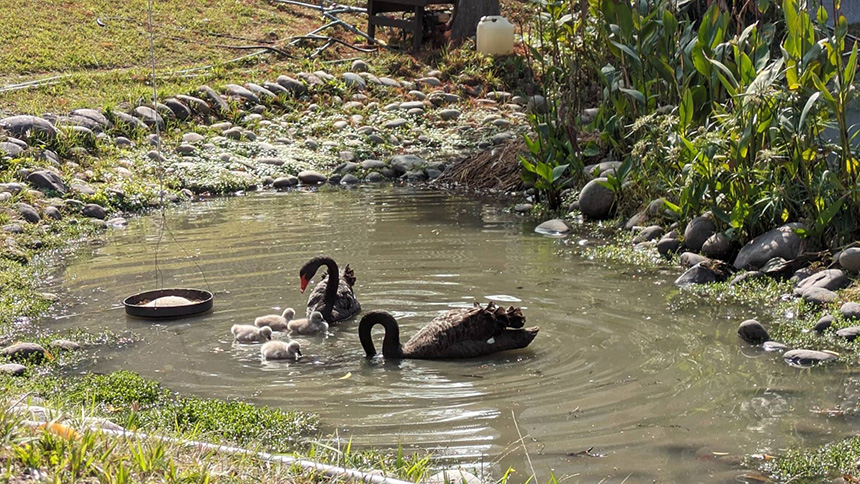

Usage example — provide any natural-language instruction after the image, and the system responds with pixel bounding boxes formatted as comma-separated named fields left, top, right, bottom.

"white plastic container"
left=476, top=16, right=515, bottom=56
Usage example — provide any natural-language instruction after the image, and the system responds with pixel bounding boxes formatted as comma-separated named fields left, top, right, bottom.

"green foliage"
left=520, top=132, right=573, bottom=210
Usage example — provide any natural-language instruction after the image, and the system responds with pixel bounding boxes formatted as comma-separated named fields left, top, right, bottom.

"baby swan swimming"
left=288, top=311, right=329, bottom=335
left=255, top=308, right=295, bottom=332
left=231, top=324, right=273, bottom=343
left=261, top=340, right=302, bottom=360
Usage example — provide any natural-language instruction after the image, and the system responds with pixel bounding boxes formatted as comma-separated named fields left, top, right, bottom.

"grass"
left=763, top=436, right=860, bottom=483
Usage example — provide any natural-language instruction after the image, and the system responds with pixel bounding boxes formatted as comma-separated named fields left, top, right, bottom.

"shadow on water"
left=48, top=186, right=859, bottom=482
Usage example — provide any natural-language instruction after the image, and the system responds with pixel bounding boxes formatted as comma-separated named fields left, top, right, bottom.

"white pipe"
left=21, top=420, right=417, bottom=484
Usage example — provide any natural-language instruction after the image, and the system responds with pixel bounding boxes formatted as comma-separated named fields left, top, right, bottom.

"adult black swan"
left=300, top=256, right=361, bottom=323
left=358, top=302, right=539, bottom=359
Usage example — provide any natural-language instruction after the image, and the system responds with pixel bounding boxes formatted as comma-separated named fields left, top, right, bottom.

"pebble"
left=438, top=109, right=461, bottom=120
left=632, top=225, right=664, bottom=244
left=384, top=118, right=408, bottom=129
left=367, top=134, right=385, bottom=144
left=491, top=131, right=516, bottom=144
left=272, top=176, right=299, bottom=189
left=0, top=364, right=26, bottom=376
left=802, top=287, right=839, bottom=305
left=416, top=76, right=442, bottom=86
left=684, top=215, right=716, bottom=252
left=814, top=314, right=834, bottom=333
left=535, top=218, right=570, bottom=235
left=841, top=302, right=860, bottom=320
left=361, top=159, right=386, bottom=170
left=366, top=172, right=385, bottom=182
left=783, top=349, right=837, bottom=367
left=795, top=269, right=850, bottom=294
left=836, top=326, right=860, bottom=341
left=50, top=339, right=81, bottom=351
left=762, top=341, right=788, bottom=352
left=408, top=90, right=426, bottom=100
left=728, top=271, right=766, bottom=286
left=305, top=139, right=319, bottom=150
left=43, top=206, right=61, bottom=220
left=27, top=170, right=67, bottom=193
left=1, top=342, right=48, bottom=363
left=342, top=72, right=366, bottom=89
left=298, top=170, right=327, bottom=185
left=514, top=203, right=533, bottom=213
left=176, top=144, right=196, bottom=154
left=341, top=174, right=359, bottom=185
left=839, top=247, right=860, bottom=272
left=18, top=203, right=40, bottom=223
left=400, top=101, right=425, bottom=110
left=406, top=108, right=424, bottom=116
left=351, top=59, right=369, bottom=72
left=81, top=203, right=107, bottom=220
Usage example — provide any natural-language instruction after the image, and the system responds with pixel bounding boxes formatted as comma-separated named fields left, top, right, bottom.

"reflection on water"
left=49, top=186, right=859, bottom=482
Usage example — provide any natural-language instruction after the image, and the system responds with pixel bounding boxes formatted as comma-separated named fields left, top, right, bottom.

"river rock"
left=350, top=59, right=369, bottom=72
left=272, top=176, right=298, bottom=189
left=26, top=170, right=66, bottom=193
left=1, top=342, right=48, bottom=363
left=674, top=260, right=732, bottom=286
left=361, top=159, right=386, bottom=170
left=679, top=252, right=709, bottom=268
left=342, top=72, right=366, bottom=90
left=656, top=234, right=681, bottom=257
left=514, top=203, right=533, bottom=213
left=701, top=232, right=732, bottom=260
left=50, top=339, right=81, bottom=351
left=737, top=319, right=769, bottom=344
left=132, top=106, right=164, bottom=129
left=814, top=315, right=834, bottom=333
left=275, top=75, right=307, bottom=95
left=426, top=470, right=481, bottom=484
left=115, top=136, right=134, bottom=148
left=783, top=349, right=837, bottom=367
left=366, top=171, right=385, bottom=182
left=527, top=95, right=547, bottom=114
left=416, top=76, right=442, bottom=86
left=0, top=115, right=58, bottom=139
left=841, top=302, right=860, bottom=320
left=43, top=206, right=61, bottom=220
left=535, top=219, right=570, bottom=235
left=390, top=154, right=425, bottom=174
left=734, top=223, right=805, bottom=270
left=728, top=271, right=766, bottom=286
left=245, top=82, right=276, bottom=101
left=81, top=203, right=107, bottom=220
left=624, top=211, right=649, bottom=230
left=0, top=363, right=26, bottom=376
left=795, top=269, right=850, bottom=294
left=111, top=111, right=148, bottom=131
left=2, top=223, right=23, bottom=234
left=836, top=326, right=860, bottom=342
left=298, top=170, right=326, bottom=185
left=578, top=178, right=616, bottom=219
left=71, top=108, right=110, bottom=128
left=763, top=341, right=789, bottom=352
left=163, top=98, right=192, bottom=120
left=632, top=225, right=664, bottom=244
left=839, top=248, right=860, bottom=272
left=0, top=141, right=23, bottom=157
left=438, top=109, right=461, bottom=121
left=175, top=94, right=210, bottom=116
left=368, top=134, right=385, bottom=144
left=182, top=132, right=205, bottom=144
left=223, top=127, right=244, bottom=140
left=802, top=287, right=838, bottom=305
left=340, top=174, right=359, bottom=185
left=224, top=84, right=260, bottom=104
left=384, top=118, right=408, bottom=129
left=18, top=203, right=40, bottom=223
left=683, top=215, right=716, bottom=252
left=176, top=144, right=196, bottom=155
left=197, top=85, right=230, bottom=114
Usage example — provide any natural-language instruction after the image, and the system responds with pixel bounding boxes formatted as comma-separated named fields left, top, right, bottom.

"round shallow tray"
left=123, top=288, right=214, bottom=319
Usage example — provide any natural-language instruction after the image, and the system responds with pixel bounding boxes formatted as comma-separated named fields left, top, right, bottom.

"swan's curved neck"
left=304, top=256, right=339, bottom=321
left=358, top=312, right=403, bottom=358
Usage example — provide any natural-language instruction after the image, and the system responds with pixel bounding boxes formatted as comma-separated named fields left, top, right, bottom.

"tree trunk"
left=450, top=0, right=500, bottom=41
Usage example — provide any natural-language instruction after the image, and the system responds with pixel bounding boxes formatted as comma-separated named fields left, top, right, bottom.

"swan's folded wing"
left=330, top=279, right=361, bottom=321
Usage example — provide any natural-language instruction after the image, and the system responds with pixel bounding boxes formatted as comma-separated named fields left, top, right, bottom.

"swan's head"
left=310, top=312, right=329, bottom=331
left=288, top=341, right=302, bottom=358
left=260, top=327, right=273, bottom=340
left=299, top=268, right=313, bottom=293
left=282, top=307, right=296, bottom=320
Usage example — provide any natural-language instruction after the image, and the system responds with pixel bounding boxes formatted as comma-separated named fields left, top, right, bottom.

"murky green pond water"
left=47, top=187, right=860, bottom=482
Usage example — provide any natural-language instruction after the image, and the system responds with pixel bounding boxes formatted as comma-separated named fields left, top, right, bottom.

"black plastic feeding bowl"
left=123, top=288, right=214, bottom=319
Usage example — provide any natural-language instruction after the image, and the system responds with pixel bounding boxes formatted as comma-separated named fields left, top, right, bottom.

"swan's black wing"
left=306, top=271, right=361, bottom=323
left=402, top=302, right=534, bottom=359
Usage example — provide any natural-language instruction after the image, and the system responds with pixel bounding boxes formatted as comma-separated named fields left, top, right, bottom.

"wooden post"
left=450, top=0, right=500, bottom=41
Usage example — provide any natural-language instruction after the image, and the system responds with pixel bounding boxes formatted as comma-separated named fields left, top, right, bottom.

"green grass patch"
left=764, top=435, right=860, bottom=483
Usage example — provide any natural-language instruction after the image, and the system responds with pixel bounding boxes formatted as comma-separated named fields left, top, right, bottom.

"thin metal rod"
left=146, top=0, right=165, bottom=291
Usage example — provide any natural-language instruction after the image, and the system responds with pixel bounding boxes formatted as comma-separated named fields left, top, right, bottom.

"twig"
left=511, top=410, right=537, bottom=482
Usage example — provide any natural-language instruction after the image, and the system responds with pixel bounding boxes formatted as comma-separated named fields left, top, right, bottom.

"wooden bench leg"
left=368, top=1, right=376, bottom=40
left=413, top=5, right=423, bottom=51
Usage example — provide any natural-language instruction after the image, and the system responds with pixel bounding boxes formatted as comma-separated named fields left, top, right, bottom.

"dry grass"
left=435, top=138, right=527, bottom=192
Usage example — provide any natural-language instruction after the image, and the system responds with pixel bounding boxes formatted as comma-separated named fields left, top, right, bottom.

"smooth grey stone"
left=209, top=122, right=232, bottom=132
left=701, top=232, right=732, bottom=260
left=839, top=248, right=860, bottom=272
left=70, top=181, right=96, bottom=196
left=802, top=287, right=838, bottom=305
left=334, top=162, right=359, bottom=174
left=814, top=315, right=835, bottom=333
left=486, top=91, right=512, bottom=101
left=328, top=174, right=343, bottom=184
left=0, top=115, right=57, bottom=139
left=625, top=212, right=649, bottom=232
left=790, top=267, right=815, bottom=284
left=115, top=136, right=134, bottom=147
left=64, top=199, right=84, bottom=210
left=578, top=178, right=616, bottom=220
left=406, top=108, right=424, bottom=116
left=381, top=167, right=398, bottom=178
left=359, top=73, right=381, bottom=85
left=416, top=76, right=442, bottom=86
left=783, top=349, right=837, bottom=367
left=795, top=269, right=850, bottom=294
left=647, top=198, right=669, bottom=217
left=176, top=144, right=196, bottom=154
left=738, top=319, right=769, bottom=344
left=276, top=75, right=307, bottom=95
left=0, top=182, right=22, bottom=195
left=3, top=224, right=24, bottom=234
left=27, top=170, right=66, bottom=193
left=384, top=118, right=408, bottom=129
left=366, top=171, right=385, bottom=182
left=257, top=158, right=285, bottom=166
left=272, top=176, right=299, bottom=189
left=6, top=137, right=27, bottom=148
left=43, top=206, right=61, bottom=220
left=224, top=84, right=260, bottom=104
left=368, top=134, right=385, bottom=144
left=351, top=59, right=369, bottom=72
left=841, top=302, right=860, bottom=320
left=71, top=108, right=110, bottom=128
left=535, top=218, right=570, bottom=235
left=427, top=168, right=442, bottom=180
left=491, top=131, right=516, bottom=144
left=514, top=203, right=533, bottom=213
left=342, top=72, right=366, bottom=89
left=332, top=120, right=349, bottom=130
left=304, top=139, right=319, bottom=150
left=408, top=90, right=426, bottom=100
left=176, top=94, right=211, bottom=116
left=583, top=161, right=621, bottom=179
left=632, top=225, right=664, bottom=244
left=163, top=98, right=192, bottom=120
left=18, top=203, right=40, bottom=223
left=197, top=85, right=230, bottom=114
left=728, top=271, right=766, bottom=286
left=298, top=170, right=326, bottom=185
left=438, top=109, right=461, bottom=120
left=656, top=235, right=681, bottom=257
left=182, top=133, right=205, bottom=143
left=339, top=151, right=356, bottom=162
left=389, top=154, right=425, bottom=174
left=684, top=215, right=716, bottom=252
left=527, top=95, right=547, bottom=114
left=0, top=364, right=26, bottom=376
left=50, top=339, right=80, bottom=351
left=106, top=217, right=128, bottom=227
left=0, top=141, right=23, bottom=157
left=1, top=342, right=47, bottom=363
left=404, top=170, right=427, bottom=181
left=241, top=113, right=263, bottom=123
left=223, top=128, right=243, bottom=140
left=399, top=101, right=425, bottom=110
left=734, top=223, right=806, bottom=270
left=132, top=106, right=164, bottom=129
left=836, top=326, right=860, bottom=341
left=81, top=203, right=107, bottom=220
left=378, top=76, right=399, bottom=87
left=263, top=81, right=289, bottom=96
left=674, top=260, right=732, bottom=286
left=762, top=341, right=788, bottom=352
left=361, top=159, right=386, bottom=170
left=245, top=82, right=276, bottom=101
left=111, top=111, right=147, bottom=130
left=340, top=174, right=359, bottom=185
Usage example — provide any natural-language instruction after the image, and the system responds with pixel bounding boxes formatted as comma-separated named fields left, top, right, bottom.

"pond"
left=48, top=186, right=860, bottom=482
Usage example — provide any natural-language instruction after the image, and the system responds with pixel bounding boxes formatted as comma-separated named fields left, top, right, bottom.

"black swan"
left=255, top=308, right=295, bottom=331
left=261, top=340, right=302, bottom=360
left=231, top=324, right=273, bottom=343
left=288, top=311, right=329, bottom=335
left=300, top=256, right=361, bottom=323
left=358, top=302, right=539, bottom=359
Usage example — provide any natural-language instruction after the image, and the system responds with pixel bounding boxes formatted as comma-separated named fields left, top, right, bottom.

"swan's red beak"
left=300, top=275, right=308, bottom=293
